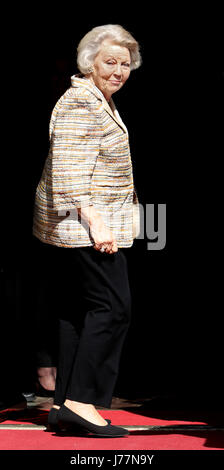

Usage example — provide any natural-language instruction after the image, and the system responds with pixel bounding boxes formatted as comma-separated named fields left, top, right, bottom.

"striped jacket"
left=33, top=74, right=139, bottom=248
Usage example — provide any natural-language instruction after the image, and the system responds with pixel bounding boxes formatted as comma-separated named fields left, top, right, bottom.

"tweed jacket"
left=33, top=74, right=139, bottom=248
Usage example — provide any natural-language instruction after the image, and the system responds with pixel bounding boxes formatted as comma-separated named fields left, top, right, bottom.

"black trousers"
left=33, top=238, right=132, bottom=408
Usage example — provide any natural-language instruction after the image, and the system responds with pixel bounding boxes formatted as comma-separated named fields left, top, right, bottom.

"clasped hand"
left=90, top=220, right=118, bottom=254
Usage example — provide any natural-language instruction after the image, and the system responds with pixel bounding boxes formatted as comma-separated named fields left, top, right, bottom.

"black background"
left=1, top=6, right=223, bottom=404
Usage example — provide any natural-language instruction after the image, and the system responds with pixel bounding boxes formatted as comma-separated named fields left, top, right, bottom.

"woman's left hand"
left=77, top=205, right=118, bottom=254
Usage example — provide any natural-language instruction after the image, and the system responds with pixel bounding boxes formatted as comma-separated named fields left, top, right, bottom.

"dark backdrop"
left=1, top=8, right=223, bottom=403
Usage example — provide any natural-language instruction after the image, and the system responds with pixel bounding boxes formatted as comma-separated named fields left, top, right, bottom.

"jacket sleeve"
left=50, top=90, right=102, bottom=211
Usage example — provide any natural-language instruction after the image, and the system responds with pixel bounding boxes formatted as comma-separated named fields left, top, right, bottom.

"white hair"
left=77, top=24, right=142, bottom=74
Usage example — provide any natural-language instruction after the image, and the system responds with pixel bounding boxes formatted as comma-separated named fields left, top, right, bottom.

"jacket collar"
left=71, top=74, right=128, bottom=134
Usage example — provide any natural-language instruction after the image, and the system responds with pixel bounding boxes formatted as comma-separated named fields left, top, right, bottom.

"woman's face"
left=90, top=39, right=131, bottom=101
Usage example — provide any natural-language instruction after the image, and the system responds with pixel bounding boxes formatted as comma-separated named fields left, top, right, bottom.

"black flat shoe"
left=47, top=407, right=61, bottom=431
left=47, top=407, right=79, bottom=432
left=47, top=407, right=112, bottom=432
left=57, top=404, right=129, bottom=437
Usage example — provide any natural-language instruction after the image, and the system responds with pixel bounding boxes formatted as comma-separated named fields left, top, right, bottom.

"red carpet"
left=0, top=429, right=223, bottom=450
left=0, top=408, right=207, bottom=427
left=0, top=408, right=223, bottom=450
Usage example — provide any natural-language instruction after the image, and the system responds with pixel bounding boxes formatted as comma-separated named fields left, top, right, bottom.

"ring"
left=100, top=247, right=105, bottom=253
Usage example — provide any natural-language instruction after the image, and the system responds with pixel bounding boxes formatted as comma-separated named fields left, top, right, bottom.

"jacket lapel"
left=71, top=75, right=128, bottom=134
left=103, top=97, right=128, bottom=134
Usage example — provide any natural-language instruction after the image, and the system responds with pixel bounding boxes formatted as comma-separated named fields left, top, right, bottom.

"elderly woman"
left=33, top=24, right=141, bottom=437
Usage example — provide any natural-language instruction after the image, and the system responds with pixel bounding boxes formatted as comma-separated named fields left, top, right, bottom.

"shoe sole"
left=46, top=425, right=128, bottom=437
left=87, top=432, right=129, bottom=437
